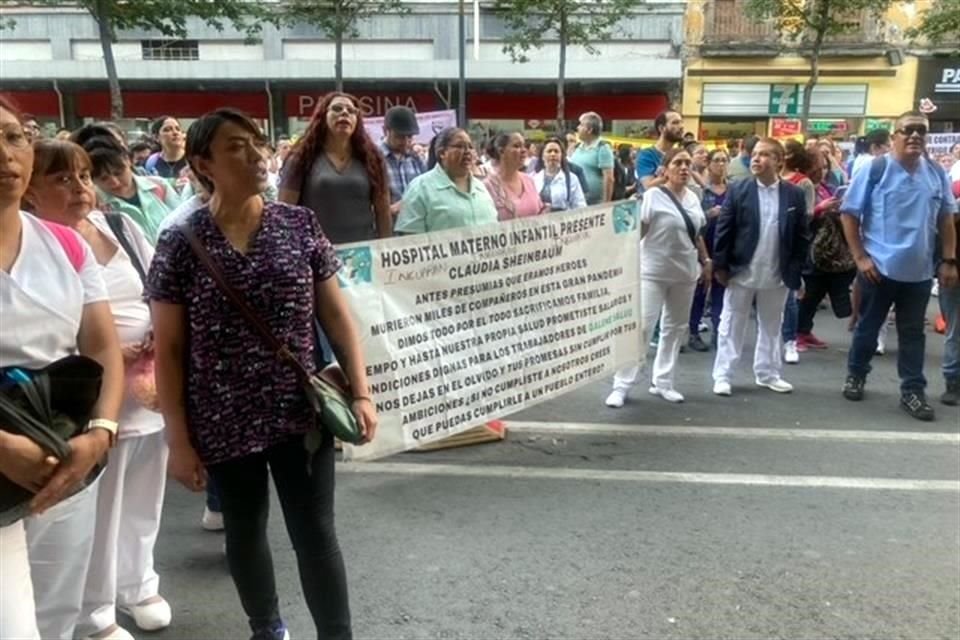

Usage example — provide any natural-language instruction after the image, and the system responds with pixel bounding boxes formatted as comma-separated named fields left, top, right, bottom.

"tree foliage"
left=280, top=0, right=409, bottom=91
left=744, top=0, right=894, bottom=131
left=908, top=0, right=960, bottom=52
left=493, top=0, right=643, bottom=125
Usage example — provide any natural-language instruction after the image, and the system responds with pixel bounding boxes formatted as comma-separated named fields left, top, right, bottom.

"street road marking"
left=343, top=462, right=960, bottom=492
left=505, top=421, right=960, bottom=445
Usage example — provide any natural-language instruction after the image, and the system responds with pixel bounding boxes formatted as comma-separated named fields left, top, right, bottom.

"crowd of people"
left=1, top=90, right=958, bottom=640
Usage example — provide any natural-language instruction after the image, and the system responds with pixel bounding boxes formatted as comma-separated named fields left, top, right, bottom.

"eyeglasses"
left=0, top=124, right=30, bottom=149
left=711, top=157, right=729, bottom=163
left=895, top=124, right=927, bottom=138
left=329, top=104, right=359, bottom=116
left=447, top=142, right=475, bottom=152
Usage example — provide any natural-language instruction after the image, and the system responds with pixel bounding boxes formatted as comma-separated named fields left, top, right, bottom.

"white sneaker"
left=201, top=506, right=224, bottom=531
left=756, top=378, right=794, bottom=393
left=713, top=381, right=732, bottom=396
left=875, top=338, right=886, bottom=355
left=82, top=625, right=135, bottom=640
left=605, top=389, right=626, bottom=408
left=784, top=340, right=800, bottom=364
left=119, top=598, right=172, bottom=632
left=649, top=386, right=684, bottom=403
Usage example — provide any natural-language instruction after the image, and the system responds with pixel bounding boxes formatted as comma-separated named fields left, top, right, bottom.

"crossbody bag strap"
left=105, top=213, right=148, bottom=283
left=180, top=224, right=311, bottom=384
left=657, top=186, right=698, bottom=248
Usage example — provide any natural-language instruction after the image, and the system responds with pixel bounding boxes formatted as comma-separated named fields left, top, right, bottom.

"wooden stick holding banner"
left=336, top=202, right=643, bottom=462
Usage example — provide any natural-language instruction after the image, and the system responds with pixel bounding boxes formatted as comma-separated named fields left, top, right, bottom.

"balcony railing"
left=702, top=0, right=885, bottom=47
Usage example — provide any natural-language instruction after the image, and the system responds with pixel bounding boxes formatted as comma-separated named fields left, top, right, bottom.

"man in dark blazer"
left=711, top=137, right=810, bottom=397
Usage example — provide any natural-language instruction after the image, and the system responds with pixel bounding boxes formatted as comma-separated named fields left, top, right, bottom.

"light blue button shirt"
left=841, top=154, right=957, bottom=282
left=394, top=165, right=498, bottom=234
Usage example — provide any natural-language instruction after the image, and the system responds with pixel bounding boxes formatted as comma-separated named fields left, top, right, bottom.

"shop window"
left=141, top=40, right=199, bottom=61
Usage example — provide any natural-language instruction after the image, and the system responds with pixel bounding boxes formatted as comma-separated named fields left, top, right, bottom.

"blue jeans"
left=689, top=278, right=725, bottom=335
left=781, top=290, right=799, bottom=342
left=941, top=284, right=960, bottom=381
left=848, top=275, right=932, bottom=393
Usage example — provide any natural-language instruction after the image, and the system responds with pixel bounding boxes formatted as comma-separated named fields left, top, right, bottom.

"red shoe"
left=798, top=332, right=828, bottom=350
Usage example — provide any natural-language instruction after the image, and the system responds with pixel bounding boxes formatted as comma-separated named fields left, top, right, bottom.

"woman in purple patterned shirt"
left=146, top=109, right=377, bottom=640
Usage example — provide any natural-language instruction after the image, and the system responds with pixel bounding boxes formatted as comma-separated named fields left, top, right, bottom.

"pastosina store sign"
left=336, top=204, right=642, bottom=461
left=916, top=58, right=960, bottom=108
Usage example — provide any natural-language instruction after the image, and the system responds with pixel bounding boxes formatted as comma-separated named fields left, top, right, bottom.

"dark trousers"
left=207, top=433, right=351, bottom=639
left=798, top=270, right=856, bottom=334
left=847, top=274, right=931, bottom=393
left=689, top=279, right=725, bottom=335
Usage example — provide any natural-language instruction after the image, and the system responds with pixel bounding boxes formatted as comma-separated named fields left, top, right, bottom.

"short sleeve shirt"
left=570, top=140, right=615, bottom=205
left=841, top=155, right=958, bottom=282
left=395, top=165, right=499, bottom=233
left=640, top=188, right=705, bottom=283
left=280, top=153, right=377, bottom=244
left=635, top=147, right=665, bottom=192
left=1, top=212, right=108, bottom=369
left=144, top=202, right=342, bottom=465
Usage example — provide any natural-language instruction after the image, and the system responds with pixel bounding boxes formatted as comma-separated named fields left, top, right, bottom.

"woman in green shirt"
left=395, top=127, right=497, bottom=234
left=81, top=135, right=181, bottom=244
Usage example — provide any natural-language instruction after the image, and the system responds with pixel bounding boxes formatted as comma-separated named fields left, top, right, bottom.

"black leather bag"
left=0, top=355, right=104, bottom=526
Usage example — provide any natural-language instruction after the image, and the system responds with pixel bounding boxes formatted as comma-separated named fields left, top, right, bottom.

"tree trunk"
left=335, top=32, right=344, bottom=92
left=801, top=4, right=829, bottom=135
left=93, top=0, right=123, bottom=120
left=556, top=8, right=567, bottom=130
left=334, top=1, right=344, bottom=92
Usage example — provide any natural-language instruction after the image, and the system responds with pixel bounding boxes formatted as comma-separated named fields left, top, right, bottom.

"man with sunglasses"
left=840, top=111, right=959, bottom=421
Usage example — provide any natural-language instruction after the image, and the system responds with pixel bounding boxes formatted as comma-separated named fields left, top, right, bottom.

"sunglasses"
left=895, top=124, right=927, bottom=138
left=329, top=104, right=359, bottom=116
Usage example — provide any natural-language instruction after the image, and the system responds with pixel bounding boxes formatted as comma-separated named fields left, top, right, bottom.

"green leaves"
left=280, top=0, right=409, bottom=39
left=743, top=0, right=894, bottom=44
left=908, top=0, right=960, bottom=51
left=493, top=0, right=640, bottom=60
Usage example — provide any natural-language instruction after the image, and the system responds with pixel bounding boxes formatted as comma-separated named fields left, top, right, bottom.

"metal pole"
left=458, top=0, right=466, bottom=126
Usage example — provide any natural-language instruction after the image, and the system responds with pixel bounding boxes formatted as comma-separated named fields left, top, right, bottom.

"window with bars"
left=141, top=40, right=199, bottom=61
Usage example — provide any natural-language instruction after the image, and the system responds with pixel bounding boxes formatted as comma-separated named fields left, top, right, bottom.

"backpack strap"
left=39, top=220, right=84, bottom=272
left=104, top=213, right=148, bottom=283
left=862, top=155, right=887, bottom=221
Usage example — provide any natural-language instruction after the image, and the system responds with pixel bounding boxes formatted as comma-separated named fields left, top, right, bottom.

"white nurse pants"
left=79, top=430, right=169, bottom=636
left=24, top=480, right=99, bottom=640
left=712, top=283, right=788, bottom=384
left=613, top=277, right=697, bottom=393
left=0, top=521, right=40, bottom=640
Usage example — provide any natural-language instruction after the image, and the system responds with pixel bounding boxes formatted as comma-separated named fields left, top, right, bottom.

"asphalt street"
left=147, top=307, right=960, bottom=640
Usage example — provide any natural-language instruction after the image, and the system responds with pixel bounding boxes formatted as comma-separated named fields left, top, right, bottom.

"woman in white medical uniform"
left=26, top=139, right=171, bottom=640
left=0, top=96, right=124, bottom=639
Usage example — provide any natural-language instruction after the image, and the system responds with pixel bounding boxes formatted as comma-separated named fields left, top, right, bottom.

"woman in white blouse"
left=605, top=147, right=712, bottom=407
left=532, top=137, right=587, bottom=212
left=0, top=97, right=124, bottom=640
left=27, top=139, right=171, bottom=640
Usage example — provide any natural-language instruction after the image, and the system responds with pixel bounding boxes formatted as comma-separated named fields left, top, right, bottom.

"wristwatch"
left=86, top=418, right=119, bottom=447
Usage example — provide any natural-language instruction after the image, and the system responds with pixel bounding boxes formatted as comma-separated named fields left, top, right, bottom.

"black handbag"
left=180, top=224, right=365, bottom=447
left=0, top=355, right=105, bottom=526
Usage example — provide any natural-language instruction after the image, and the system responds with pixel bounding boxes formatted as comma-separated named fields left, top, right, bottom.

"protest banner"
left=337, top=203, right=642, bottom=461
left=363, top=109, right=458, bottom=145
left=928, top=132, right=960, bottom=157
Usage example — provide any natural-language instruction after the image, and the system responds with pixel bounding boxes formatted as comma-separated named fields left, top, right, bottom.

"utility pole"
left=458, top=0, right=467, bottom=126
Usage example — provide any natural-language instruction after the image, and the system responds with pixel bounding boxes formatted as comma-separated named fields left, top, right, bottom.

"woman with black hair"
left=532, top=137, right=587, bottom=212
left=80, top=134, right=181, bottom=244
left=145, top=116, right=187, bottom=180
left=147, top=108, right=377, bottom=640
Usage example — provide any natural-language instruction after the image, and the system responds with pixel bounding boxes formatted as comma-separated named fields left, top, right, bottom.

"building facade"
left=680, top=0, right=930, bottom=142
left=0, top=0, right=685, bottom=140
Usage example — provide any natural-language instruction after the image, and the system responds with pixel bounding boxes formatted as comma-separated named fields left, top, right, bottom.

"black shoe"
left=842, top=375, right=865, bottom=401
left=688, top=335, right=710, bottom=352
left=901, top=392, right=935, bottom=421
left=941, top=379, right=959, bottom=406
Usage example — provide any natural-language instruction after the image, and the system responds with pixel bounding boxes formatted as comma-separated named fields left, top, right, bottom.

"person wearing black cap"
left=380, top=105, right=425, bottom=216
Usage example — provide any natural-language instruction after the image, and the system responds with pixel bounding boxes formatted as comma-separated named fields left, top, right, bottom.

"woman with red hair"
left=279, top=93, right=391, bottom=242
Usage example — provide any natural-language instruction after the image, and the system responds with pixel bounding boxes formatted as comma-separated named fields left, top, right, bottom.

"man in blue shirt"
left=635, top=110, right=684, bottom=193
left=840, top=110, right=959, bottom=421
left=569, top=112, right=615, bottom=205
left=380, top=106, right=425, bottom=217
